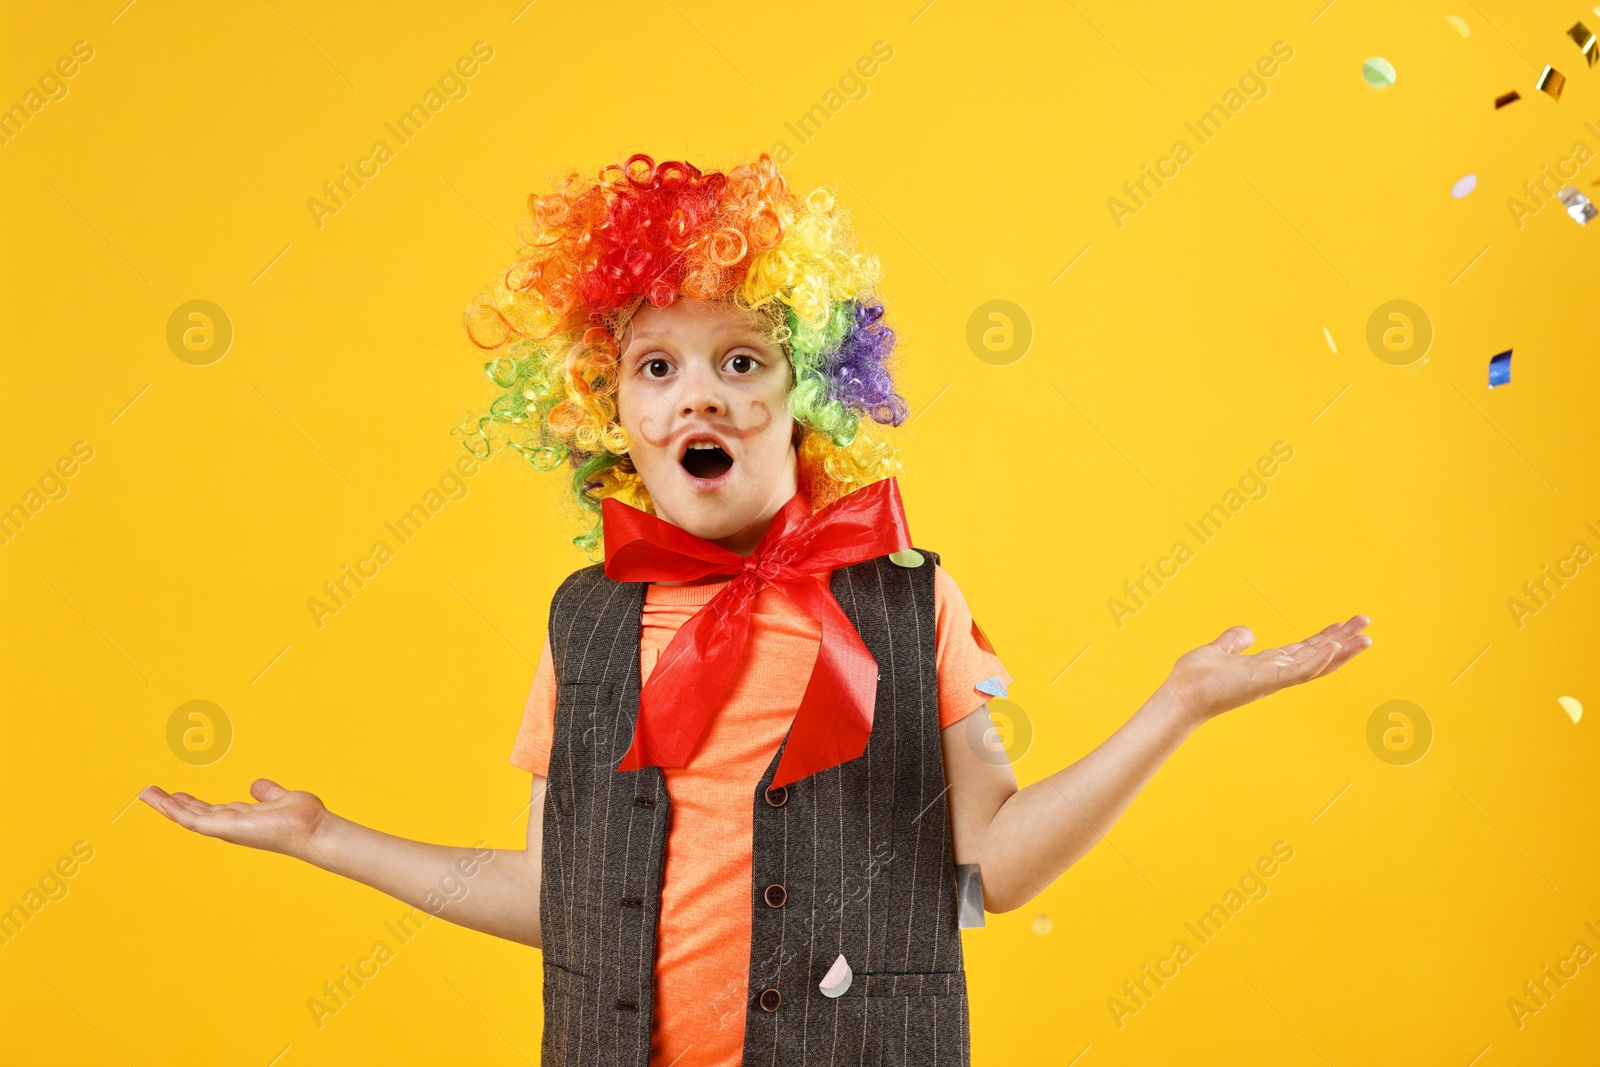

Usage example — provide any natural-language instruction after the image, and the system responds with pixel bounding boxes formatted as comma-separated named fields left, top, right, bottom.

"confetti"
left=819, top=953, right=853, bottom=998
left=1451, top=173, right=1478, bottom=199
left=888, top=548, right=925, bottom=568
left=1446, top=14, right=1471, bottom=37
left=955, top=863, right=986, bottom=928
left=1323, top=327, right=1338, bottom=353
left=1570, top=22, right=1599, bottom=67
left=1488, top=349, right=1512, bottom=387
left=1362, top=57, right=1397, bottom=87
left=1558, top=696, right=1583, bottom=724
left=971, top=618, right=997, bottom=655
left=1495, top=90, right=1522, bottom=108
left=976, top=675, right=1008, bottom=699
left=1537, top=65, right=1566, bottom=100
left=1557, top=185, right=1597, bottom=224
left=1031, top=914, right=1054, bottom=936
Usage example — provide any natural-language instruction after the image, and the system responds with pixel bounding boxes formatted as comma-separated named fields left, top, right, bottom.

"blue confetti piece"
left=1488, top=349, right=1512, bottom=387
left=976, top=675, right=1008, bottom=699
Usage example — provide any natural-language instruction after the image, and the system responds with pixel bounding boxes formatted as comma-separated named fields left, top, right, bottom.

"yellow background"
left=3, top=0, right=1597, bottom=1063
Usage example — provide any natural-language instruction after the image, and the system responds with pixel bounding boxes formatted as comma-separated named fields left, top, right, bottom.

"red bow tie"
left=601, top=477, right=913, bottom=789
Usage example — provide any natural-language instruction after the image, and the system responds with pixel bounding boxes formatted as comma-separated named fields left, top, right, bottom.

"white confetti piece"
left=819, top=953, right=853, bottom=998
left=1031, top=914, right=1054, bottom=936
left=1558, top=695, right=1583, bottom=724
left=1558, top=185, right=1596, bottom=224
left=956, top=864, right=986, bottom=928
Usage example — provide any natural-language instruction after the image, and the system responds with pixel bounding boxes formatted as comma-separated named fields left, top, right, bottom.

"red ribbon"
left=601, top=477, right=913, bottom=789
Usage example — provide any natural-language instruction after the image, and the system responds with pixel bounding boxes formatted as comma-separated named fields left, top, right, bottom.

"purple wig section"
left=821, top=300, right=909, bottom=426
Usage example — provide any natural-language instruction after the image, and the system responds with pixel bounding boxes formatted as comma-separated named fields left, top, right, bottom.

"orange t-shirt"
left=509, top=563, right=1011, bottom=1067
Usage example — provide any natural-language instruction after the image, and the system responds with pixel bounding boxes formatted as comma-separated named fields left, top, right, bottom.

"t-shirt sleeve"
left=509, top=632, right=557, bottom=776
left=932, top=563, right=1013, bottom=731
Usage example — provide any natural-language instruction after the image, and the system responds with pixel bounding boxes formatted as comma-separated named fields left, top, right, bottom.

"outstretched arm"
left=944, top=616, right=1372, bottom=913
left=140, top=774, right=548, bottom=948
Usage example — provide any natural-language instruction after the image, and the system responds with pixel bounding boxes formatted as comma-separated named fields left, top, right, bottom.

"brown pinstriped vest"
left=538, top=547, right=970, bottom=1066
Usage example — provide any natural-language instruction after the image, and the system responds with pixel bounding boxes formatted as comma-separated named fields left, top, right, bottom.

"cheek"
left=742, top=398, right=795, bottom=460
left=749, top=371, right=795, bottom=450
left=618, top=379, right=672, bottom=453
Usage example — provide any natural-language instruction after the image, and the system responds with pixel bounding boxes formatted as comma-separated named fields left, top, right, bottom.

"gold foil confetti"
left=1446, top=15, right=1471, bottom=37
left=971, top=618, right=997, bottom=655
left=1031, top=913, right=1054, bottom=936
left=1570, top=22, right=1599, bottom=66
left=1323, top=327, right=1338, bottom=353
left=1537, top=65, right=1566, bottom=100
left=1495, top=90, right=1522, bottom=108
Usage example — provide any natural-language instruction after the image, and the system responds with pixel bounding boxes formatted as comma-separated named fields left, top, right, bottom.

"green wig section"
left=784, top=301, right=862, bottom=448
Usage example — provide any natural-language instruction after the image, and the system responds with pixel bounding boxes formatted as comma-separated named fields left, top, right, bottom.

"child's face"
left=614, top=297, right=799, bottom=551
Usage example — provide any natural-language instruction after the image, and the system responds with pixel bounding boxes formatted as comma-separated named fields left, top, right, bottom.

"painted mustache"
left=635, top=401, right=775, bottom=450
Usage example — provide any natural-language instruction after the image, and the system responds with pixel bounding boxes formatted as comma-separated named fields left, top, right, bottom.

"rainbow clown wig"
left=459, top=151, right=909, bottom=556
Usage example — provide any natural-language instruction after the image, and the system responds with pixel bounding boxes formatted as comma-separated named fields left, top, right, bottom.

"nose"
left=676, top=357, right=725, bottom=418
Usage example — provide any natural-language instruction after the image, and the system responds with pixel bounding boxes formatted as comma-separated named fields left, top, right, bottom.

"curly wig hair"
left=458, top=151, right=909, bottom=555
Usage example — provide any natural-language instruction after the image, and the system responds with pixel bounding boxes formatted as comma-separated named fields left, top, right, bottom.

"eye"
left=725, top=352, right=760, bottom=374
left=641, top=357, right=673, bottom=379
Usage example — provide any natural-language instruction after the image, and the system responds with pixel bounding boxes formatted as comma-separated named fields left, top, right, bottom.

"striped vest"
left=538, top=547, right=970, bottom=1066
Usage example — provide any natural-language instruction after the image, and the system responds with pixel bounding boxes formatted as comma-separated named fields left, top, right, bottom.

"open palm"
left=1165, top=615, right=1373, bottom=724
left=139, top=779, right=330, bottom=860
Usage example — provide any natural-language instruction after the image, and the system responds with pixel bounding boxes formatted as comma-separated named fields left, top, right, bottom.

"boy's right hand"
left=140, top=779, right=334, bottom=861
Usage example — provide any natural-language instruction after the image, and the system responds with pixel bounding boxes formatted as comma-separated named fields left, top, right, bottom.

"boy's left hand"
left=1160, top=615, right=1372, bottom=727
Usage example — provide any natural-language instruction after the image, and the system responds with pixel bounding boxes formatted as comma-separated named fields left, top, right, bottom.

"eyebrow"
left=622, top=321, right=774, bottom=355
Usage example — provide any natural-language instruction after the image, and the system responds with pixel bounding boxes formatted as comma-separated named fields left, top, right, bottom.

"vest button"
left=764, top=785, right=787, bottom=807
left=758, top=987, right=782, bottom=1012
left=763, top=883, right=787, bottom=908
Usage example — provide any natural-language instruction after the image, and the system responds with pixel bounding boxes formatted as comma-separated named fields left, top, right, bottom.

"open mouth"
left=680, top=440, right=734, bottom=481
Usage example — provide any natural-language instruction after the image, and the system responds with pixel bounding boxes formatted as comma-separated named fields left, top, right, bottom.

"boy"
left=142, top=151, right=1371, bottom=1066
